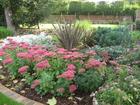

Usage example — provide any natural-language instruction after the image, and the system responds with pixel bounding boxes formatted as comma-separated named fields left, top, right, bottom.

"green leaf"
left=47, top=97, right=57, bottom=105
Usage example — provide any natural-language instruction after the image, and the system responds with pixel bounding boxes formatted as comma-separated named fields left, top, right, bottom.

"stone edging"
left=0, top=83, right=44, bottom=105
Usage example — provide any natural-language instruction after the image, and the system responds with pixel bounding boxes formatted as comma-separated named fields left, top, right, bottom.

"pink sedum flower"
left=67, top=64, right=76, bottom=70
left=57, top=48, right=67, bottom=54
left=44, top=51, right=56, bottom=57
left=18, top=66, right=29, bottom=74
left=0, top=51, right=5, bottom=56
left=69, top=84, right=77, bottom=93
left=57, top=69, right=75, bottom=80
left=86, top=59, right=102, bottom=69
left=86, top=50, right=96, bottom=56
left=36, top=60, right=50, bottom=69
left=31, top=80, right=40, bottom=89
left=17, top=52, right=33, bottom=59
left=57, top=64, right=76, bottom=80
left=2, top=58, right=13, bottom=65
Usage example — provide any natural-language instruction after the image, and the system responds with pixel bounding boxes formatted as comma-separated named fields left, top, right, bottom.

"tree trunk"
left=4, top=7, right=16, bottom=35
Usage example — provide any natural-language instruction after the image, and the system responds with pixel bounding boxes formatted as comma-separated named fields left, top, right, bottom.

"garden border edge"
left=0, top=83, right=44, bottom=105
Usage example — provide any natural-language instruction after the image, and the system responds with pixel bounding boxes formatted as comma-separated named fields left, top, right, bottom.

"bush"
left=80, top=2, right=95, bottom=15
left=75, top=69, right=104, bottom=93
left=94, top=27, right=132, bottom=47
left=136, top=20, right=140, bottom=30
left=0, top=27, right=13, bottom=39
left=68, top=1, right=81, bottom=15
left=131, top=31, right=140, bottom=44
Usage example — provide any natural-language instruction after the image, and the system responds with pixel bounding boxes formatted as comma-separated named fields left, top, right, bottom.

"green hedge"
left=0, top=4, right=5, bottom=26
left=0, top=27, right=13, bottom=39
left=55, top=1, right=136, bottom=17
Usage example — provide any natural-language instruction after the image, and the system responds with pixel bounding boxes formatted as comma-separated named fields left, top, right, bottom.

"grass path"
left=0, top=92, right=22, bottom=105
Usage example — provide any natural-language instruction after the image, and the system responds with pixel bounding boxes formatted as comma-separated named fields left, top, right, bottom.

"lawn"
left=0, top=93, right=22, bottom=105
left=39, top=23, right=118, bottom=29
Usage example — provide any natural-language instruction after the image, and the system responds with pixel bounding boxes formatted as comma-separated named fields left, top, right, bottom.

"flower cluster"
left=36, top=60, right=50, bottom=69
left=85, top=59, right=103, bottom=69
left=57, top=64, right=76, bottom=80
left=2, top=58, right=13, bottom=65
left=18, top=66, right=29, bottom=74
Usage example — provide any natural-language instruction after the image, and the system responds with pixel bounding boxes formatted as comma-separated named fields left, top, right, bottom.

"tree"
left=0, top=0, right=16, bottom=34
left=0, top=0, right=53, bottom=30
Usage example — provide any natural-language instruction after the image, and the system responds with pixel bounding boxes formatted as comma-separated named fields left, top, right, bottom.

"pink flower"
left=18, top=66, right=28, bottom=74
left=44, top=51, right=56, bottom=57
left=19, top=42, right=29, bottom=49
left=56, top=88, right=65, bottom=93
left=69, top=84, right=77, bottom=93
left=86, top=50, right=96, bottom=56
left=35, top=49, right=46, bottom=55
left=36, top=60, right=50, bottom=69
left=3, top=44, right=17, bottom=50
left=31, top=80, right=40, bottom=89
left=71, top=52, right=84, bottom=59
left=0, top=51, right=5, bottom=56
left=2, top=58, right=13, bottom=65
left=17, top=52, right=33, bottom=59
left=57, top=48, right=67, bottom=54
left=63, top=55, right=71, bottom=59
left=57, top=69, right=75, bottom=80
left=86, top=59, right=102, bottom=68
left=67, top=64, right=76, bottom=70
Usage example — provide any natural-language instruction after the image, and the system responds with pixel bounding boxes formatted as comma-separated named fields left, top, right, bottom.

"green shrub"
left=136, top=20, right=140, bottom=30
left=81, top=2, right=95, bottom=15
left=131, top=31, right=140, bottom=44
left=68, top=1, right=81, bottom=15
left=94, top=27, right=132, bottom=47
left=75, top=69, right=104, bottom=93
left=0, top=27, right=13, bottom=39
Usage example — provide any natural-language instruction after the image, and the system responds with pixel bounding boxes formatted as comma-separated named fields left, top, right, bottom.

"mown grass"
left=0, top=92, right=22, bottom=105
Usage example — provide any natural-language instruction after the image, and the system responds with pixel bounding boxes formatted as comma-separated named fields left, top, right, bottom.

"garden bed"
left=0, top=64, right=92, bottom=105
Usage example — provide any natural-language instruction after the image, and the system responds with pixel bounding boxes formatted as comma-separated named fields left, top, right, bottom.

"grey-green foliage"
left=93, top=45, right=126, bottom=59
left=94, top=26, right=132, bottom=47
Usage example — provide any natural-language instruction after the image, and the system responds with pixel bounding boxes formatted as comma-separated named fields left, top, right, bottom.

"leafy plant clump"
left=96, top=68, right=140, bottom=105
left=94, top=27, right=132, bottom=47
left=0, top=27, right=13, bottom=39
left=53, top=22, right=91, bottom=50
